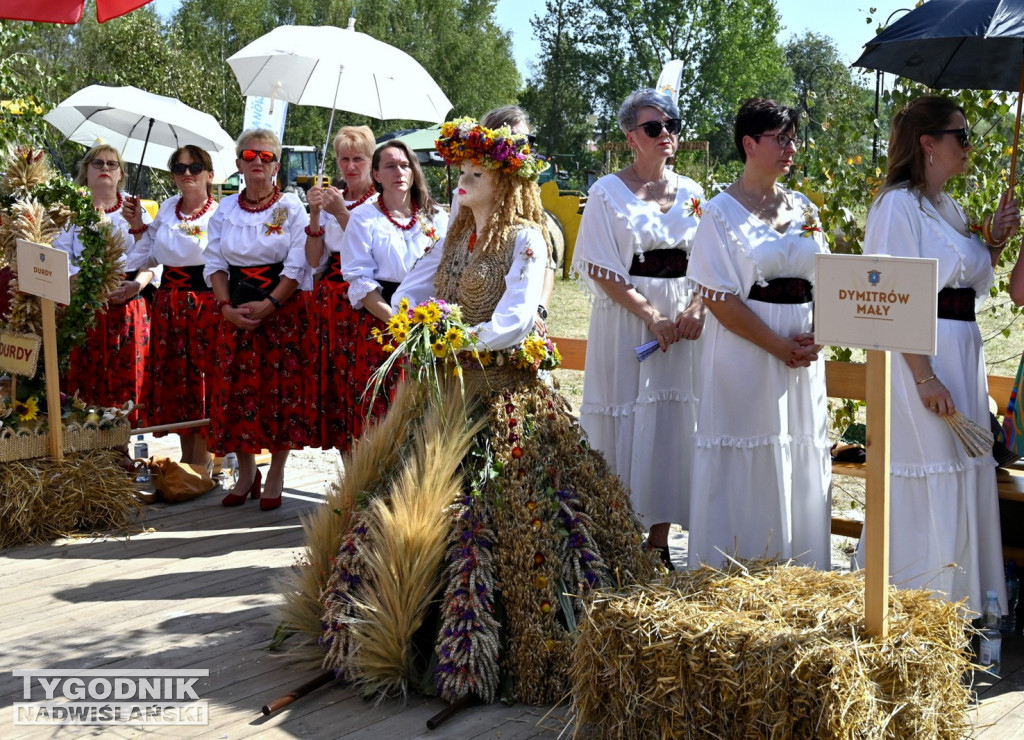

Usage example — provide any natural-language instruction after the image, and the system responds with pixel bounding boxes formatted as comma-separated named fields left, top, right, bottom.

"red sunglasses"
left=239, top=149, right=277, bottom=163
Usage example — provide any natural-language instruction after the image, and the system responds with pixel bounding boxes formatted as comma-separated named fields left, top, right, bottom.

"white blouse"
left=134, top=195, right=218, bottom=268
left=394, top=228, right=547, bottom=351
left=203, top=193, right=312, bottom=291
left=341, top=203, right=449, bottom=308
left=52, top=192, right=152, bottom=276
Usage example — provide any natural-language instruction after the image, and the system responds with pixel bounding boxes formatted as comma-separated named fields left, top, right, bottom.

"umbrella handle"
left=131, top=117, right=155, bottom=197
left=318, top=67, right=344, bottom=185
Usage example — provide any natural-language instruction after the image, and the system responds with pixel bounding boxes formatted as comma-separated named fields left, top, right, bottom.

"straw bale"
left=569, top=563, right=972, bottom=739
left=0, top=448, right=142, bottom=548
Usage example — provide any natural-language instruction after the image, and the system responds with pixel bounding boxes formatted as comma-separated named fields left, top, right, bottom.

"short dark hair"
left=733, top=98, right=801, bottom=163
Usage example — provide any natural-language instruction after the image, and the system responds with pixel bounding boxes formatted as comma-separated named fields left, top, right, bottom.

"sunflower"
left=411, top=306, right=430, bottom=324
left=422, top=302, right=442, bottom=325
left=13, top=396, right=40, bottom=422
left=445, top=327, right=464, bottom=349
left=431, top=340, right=448, bottom=358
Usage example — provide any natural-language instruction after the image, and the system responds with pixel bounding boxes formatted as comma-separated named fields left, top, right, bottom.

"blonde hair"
left=334, top=125, right=375, bottom=159
left=76, top=145, right=125, bottom=188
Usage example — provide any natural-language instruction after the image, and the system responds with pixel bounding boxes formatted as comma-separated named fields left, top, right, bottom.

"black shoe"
left=656, top=545, right=675, bottom=571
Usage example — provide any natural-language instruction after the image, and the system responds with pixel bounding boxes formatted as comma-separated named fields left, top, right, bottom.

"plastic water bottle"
left=979, top=590, right=1002, bottom=675
left=1005, top=561, right=1020, bottom=636
left=222, top=452, right=238, bottom=484
left=133, top=435, right=150, bottom=483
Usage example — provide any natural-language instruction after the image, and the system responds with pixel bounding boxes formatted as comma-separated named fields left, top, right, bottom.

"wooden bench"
left=551, top=336, right=1024, bottom=560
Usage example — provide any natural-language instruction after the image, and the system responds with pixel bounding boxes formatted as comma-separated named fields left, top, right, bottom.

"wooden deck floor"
left=0, top=440, right=1022, bottom=738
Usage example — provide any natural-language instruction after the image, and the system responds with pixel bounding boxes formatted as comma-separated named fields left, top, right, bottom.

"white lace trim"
left=889, top=455, right=995, bottom=478
left=696, top=433, right=831, bottom=450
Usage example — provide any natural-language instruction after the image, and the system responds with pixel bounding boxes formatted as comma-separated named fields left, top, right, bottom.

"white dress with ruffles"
left=686, top=189, right=832, bottom=569
left=573, top=171, right=704, bottom=528
left=855, top=186, right=1006, bottom=616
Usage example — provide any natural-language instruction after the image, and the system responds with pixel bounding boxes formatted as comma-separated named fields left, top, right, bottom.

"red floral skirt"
left=208, top=296, right=315, bottom=454
left=144, top=288, right=219, bottom=437
left=64, top=297, right=150, bottom=426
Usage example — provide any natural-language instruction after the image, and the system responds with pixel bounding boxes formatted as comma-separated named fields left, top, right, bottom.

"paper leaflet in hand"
left=635, top=339, right=660, bottom=362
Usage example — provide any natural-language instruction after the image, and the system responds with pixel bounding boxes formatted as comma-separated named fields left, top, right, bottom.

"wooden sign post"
left=15, top=238, right=71, bottom=461
left=816, top=254, right=938, bottom=638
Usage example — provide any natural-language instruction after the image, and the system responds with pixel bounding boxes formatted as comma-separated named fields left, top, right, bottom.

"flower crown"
left=435, top=117, right=549, bottom=181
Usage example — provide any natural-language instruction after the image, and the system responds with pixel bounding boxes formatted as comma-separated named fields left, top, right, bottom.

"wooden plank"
left=863, top=350, right=891, bottom=638
left=552, top=336, right=586, bottom=371
left=825, top=360, right=868, bottom=401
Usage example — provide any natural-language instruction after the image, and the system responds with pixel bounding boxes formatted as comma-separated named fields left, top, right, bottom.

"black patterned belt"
left=747, top=277, right=813, bottom=304
left=629, top=249, right=688, bottom=278
left=161, top=264, right=209, bottom=292
left=937, top=287, right=976, bottom=322
left=228, top=262, right=283, bottom=306
left=325, top=252, right=346, bottom=284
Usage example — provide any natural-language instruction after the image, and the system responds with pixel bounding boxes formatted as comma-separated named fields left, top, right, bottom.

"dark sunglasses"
left=171, top=162, right=206, bottom=176
left=89, top=159, right=121, bottom=170
left=633, top=118, right=682, bottom=138
left=240, top=149, right=277, bottom=163
left=929, top=127, right=971, bottom=148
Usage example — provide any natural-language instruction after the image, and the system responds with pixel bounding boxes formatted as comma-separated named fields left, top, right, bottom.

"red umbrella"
left=0, top=0, right=152, bottom=24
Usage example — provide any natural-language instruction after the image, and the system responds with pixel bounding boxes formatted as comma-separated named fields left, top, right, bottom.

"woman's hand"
left=675, top=297, right=705, bottom=340
left=993, top=188, right=1021, bottom=244
left=107, top=279, right=140, bottom=305
left=916, top=376, right=955, bottom=417
left=321, top=186, right=349, bottom=220
left=306, top=186, right=324, bottom=219
left=223, top=304, right=261, bottom=331
left=121, top=196, right=145, bottom=230
left=781, top=333, right=821, bottom=368
left=245, top=298, right=278, bottom=322
left=647, top=311, right=680, bottom=352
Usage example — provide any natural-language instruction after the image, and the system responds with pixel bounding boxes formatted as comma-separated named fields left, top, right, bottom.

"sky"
left=151, top=0, right=916, bottom=79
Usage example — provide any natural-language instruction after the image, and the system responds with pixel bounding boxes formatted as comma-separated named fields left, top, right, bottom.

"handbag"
left=1001, top=350, right=1024, bottom=458
left=230, top=280, right=269, bottom=307
left=147, top=456, right=216, bottom=503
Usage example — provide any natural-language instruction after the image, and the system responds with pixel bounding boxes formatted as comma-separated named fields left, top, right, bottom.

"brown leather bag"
left=147, top=456, right=215, bottom=503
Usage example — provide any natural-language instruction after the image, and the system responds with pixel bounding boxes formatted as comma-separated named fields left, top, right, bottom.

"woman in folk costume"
left=204, top=128, right=313, bottom=511
left=276, top=118, right=656, bottom=706
left=304, top=125, right=379, bottom=452
left=686, top=98, right=832, bottom=570
left=125, top=145, right=218, bottom=468
left=55, top=143, right=153, bottom=425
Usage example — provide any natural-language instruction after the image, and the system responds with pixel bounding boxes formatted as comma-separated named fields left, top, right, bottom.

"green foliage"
left=0, top=22, right=50, bottom=148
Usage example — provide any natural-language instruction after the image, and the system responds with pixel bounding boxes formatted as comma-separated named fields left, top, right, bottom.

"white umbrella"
left=44, top=85, right=239, bottom=187
left=226, top=18, right=453, bottom=177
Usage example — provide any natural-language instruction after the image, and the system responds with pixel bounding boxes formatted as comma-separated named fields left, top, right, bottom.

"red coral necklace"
left=176, top=195, right=214, bottom=222
left=380, top=198, right=418, bottom=231
left=238, top=186, right=281, bottom=213
left=345, top=185, right=376, bottom=209
left=100, top=192, right=123, bottom=214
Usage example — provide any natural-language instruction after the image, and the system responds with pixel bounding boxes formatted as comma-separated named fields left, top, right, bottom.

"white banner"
left=243, top=96, right=288, bottom=140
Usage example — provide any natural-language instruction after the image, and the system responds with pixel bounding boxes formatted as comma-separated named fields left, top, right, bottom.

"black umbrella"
left=853, top=0, right=1024, bottom=186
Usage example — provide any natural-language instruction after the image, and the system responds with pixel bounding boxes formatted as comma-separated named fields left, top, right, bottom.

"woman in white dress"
left=687, top=97, right=831, bottom=569
left=859, top=96, right=1018, bottom=615
left=303, top=125, right=378, bottom=452
left=125, top=145, right=218, bottom=468
left=339, top=140, right=448, bottom=424
left=574, top=88, right=705, bottom=570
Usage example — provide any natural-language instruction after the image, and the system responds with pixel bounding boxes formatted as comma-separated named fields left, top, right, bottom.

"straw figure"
left=274, top=118, right=659, bottom=706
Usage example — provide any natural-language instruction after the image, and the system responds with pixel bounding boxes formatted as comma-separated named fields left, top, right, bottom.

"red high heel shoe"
left=259, top=478, right=282, bottom=511
left=221, top=468, right=261, bottom=507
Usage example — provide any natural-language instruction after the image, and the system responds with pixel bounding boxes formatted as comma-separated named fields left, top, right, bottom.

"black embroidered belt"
left=228, top=262, right=283, bottom=306
left=378, top=280, right=400, bottom=305
left=747, top=277, right=813, bottom=304
left=325, top=252, right=346, bottom=284
left=937, top=287, right=976, bottom=322
left=161, top=264, right=209, bottom=292
left=629, top=249, right=688, bottom=278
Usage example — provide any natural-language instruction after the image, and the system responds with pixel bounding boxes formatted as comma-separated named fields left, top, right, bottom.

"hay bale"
left=570, top=563, right=972, bottom=739
left=0, top=448, right=142, bottom=548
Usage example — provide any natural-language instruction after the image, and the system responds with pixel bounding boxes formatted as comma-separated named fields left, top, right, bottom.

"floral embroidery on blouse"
left=519, top=244, right=537, bottom=280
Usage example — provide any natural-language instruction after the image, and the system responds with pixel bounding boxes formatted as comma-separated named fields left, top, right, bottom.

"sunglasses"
left=90, top=159, right=121, bottom=170
left=239, top=149, right=277, bottom=163
left=633, top=118, right=682, bottom=138
left=753, top=132, right=803, bottom=149
left=929, top=127, right=971, bottom=148
left=171, top=162, right=206, bottom=176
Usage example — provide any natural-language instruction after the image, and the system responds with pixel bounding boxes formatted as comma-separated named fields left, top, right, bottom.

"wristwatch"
left=537, top=304, right=548, bottom=320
